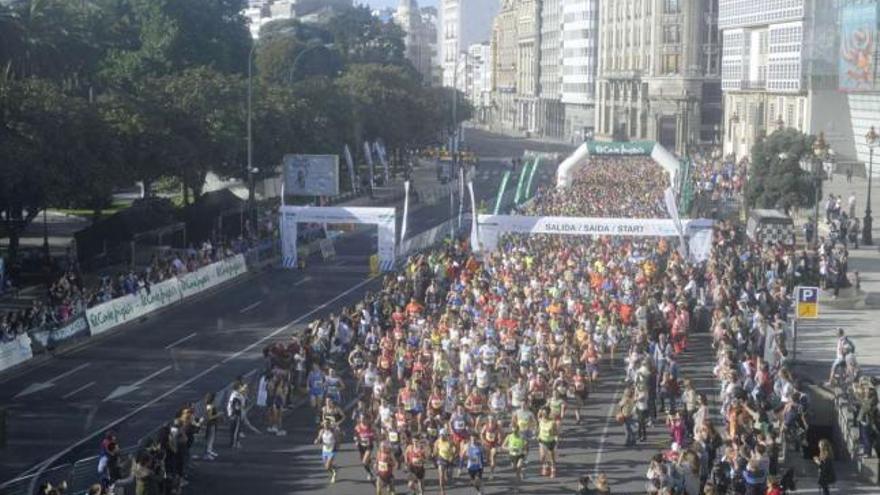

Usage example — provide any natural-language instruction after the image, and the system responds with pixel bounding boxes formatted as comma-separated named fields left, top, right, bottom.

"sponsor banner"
left=344, top=144, right=358, bottom=193
left=401, top=181, right=410, bottom=241
left=364, top=142, right=375, bottom=190
left=178, top=254, right=247, bottom=299
left=525, top=156, right=541, bottom=200
left=282, top=154, right=340, bottom=196
left=87, top=278, right=182, bottom=336
left=31, top=316, right=91, bottom=351
left=280, top=206, right=396, bottom=271
left=0, top=333, right=34, bottom=372
left=493, top=170, right=511, bottom=214
left=587, top=141, right=655, bottom=156
left=375, top=141, right=390, bottom=184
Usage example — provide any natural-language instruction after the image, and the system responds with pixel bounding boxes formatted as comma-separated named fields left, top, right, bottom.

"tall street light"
left=247, top=43, right=258, bottom=230
left=864, top=126, right=878, bottom=245
left=812, top=133, right=830, bottom=247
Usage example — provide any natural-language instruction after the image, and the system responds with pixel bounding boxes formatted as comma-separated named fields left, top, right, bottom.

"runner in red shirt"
left=375, top=440, right=396, bottom=495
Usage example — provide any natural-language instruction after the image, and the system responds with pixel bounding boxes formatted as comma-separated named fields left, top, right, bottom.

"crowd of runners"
left=248, top=154, right=838, bottom=495
left=524, top=157, right=668, bottom=218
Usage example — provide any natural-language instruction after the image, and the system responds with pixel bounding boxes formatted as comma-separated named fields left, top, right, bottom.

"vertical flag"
left=514, top=158, right=533, bottom=204
left=375, top=142, right=390, bottom=184
left=401, top=180, right=410, bottom=242
left=363, top=141, right=375, bottom=191
left=458, top=165, right=465, bottom=229
left=468, top=181, right=479, bottom=252
left=524, top=156, right=541, bottom=200
left=664, top=187, right=687, bottom=259
left=493, top=170, right=512, bottom=214
left=343, top=144, right=357, bottom=193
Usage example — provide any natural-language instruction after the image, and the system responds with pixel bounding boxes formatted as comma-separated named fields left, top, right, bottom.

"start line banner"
left=476, top=214, right=684, bottom=252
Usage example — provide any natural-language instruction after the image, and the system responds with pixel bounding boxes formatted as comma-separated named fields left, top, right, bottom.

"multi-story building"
left=515, top=0, right=541, bottom=133
left=440, top=0, right=500, bottom=88
left=538, top=0, right=565, bottom=138
left=244, top=0, right=352, bottom=38
left=595, top=0, right=722, bottom=155
left=720, top=0, right=855, bottom=164
left=420, top=7, right=441, bottom=86
left=467, top=43, right=494, bottom=123
left=488, top=0, right=541, bottom=134
left=491, top=0, right=519, bottom=129
left=395, top=0, right=435, bottom=84
left=561, top=0, right=599, bottom=142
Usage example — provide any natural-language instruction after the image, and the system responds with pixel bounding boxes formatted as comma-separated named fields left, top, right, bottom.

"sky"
left=363, top=0, right=438, bottom=9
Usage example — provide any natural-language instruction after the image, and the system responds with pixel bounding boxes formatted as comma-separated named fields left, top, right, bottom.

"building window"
left=662, top=54, right=680, bottom=74
left=663, top=25, right=681, bottom=44
left=663, top=0, right=681, bottom=14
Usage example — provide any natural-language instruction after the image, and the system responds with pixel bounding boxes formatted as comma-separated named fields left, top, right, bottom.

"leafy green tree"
left=99, top=0, right=251, bottom=86
left=152, top=67, right=247, bottom=203
left=0, top=0, right=102, bottom=83
left=0, top=76, right=126, bottom=261
left=323, top=5, right=409, bottom=68
left=746, top=129, right=818, bottom=213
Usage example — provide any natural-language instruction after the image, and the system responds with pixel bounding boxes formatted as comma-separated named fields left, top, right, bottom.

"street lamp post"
left=812, top=133, right=830, bottom=247
left=864, top=126, right=878, bottom=245
left=247, top=44, right=257, bottom=230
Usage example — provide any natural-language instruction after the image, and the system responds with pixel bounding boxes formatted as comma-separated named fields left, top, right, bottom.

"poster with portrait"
left=839, top=2, right=878, bottom=91
left=282, top=154, right=340, bottom=196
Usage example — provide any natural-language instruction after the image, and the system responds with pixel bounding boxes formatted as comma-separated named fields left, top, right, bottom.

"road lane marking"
left=62, top=381, right=95, bottom=400
left=294, top=277, right=311, bottom=286
left=21, top=274, right=381, bottom=482
left=239, top=300, right=263, bottom=314
left=593, top=383, right=623, bottom=477
left=15, top=363, right=92, bottom=399
left=164, top=332, right=198, bottom=350
left=103, top=365, right=172, bottom=402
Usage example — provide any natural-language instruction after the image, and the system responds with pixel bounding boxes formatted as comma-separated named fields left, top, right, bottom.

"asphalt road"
left=0, top=129, right=572, bottom=486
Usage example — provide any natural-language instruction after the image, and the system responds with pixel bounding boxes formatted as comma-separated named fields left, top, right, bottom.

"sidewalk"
left=792, top=173, right=880, bottom=375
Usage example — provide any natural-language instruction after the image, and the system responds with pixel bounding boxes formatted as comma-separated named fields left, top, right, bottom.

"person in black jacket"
left=813, top=438, right=836, bottom=495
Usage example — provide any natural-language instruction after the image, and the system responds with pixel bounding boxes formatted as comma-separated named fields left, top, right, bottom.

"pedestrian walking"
left=814, top=438, right=836, bottom=495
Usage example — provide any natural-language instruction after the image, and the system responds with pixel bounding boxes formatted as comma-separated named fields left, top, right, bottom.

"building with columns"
left=595, top=0, right=722, bottom=155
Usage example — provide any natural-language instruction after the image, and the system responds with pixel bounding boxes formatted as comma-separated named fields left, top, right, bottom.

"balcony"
left=740, top=79, right=766, bottom=90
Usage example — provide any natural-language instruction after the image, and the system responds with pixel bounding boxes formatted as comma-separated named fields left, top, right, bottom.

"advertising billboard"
left=282, top=154, right=340, bottom=196
left=839, top=2, right=878, bottom=92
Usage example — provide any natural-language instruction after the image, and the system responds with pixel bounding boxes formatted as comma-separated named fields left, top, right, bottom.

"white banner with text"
left=477, top=214, right=686, bottom=251
left=0, top=333, right=34, bottom=372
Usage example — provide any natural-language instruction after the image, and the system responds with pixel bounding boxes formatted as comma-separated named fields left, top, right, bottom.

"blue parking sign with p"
left=796, top=286, right=818, bottom=319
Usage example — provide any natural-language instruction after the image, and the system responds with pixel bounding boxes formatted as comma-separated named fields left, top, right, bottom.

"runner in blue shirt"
left=463, top=433, right=486, bottom=495
left=307, top=364, right=325, bottom=423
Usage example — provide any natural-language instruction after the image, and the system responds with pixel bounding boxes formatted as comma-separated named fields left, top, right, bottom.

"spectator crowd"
left=1, top=236, right=265, bottom=342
